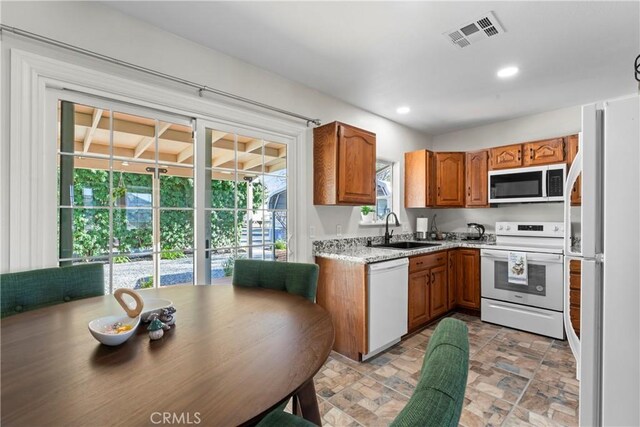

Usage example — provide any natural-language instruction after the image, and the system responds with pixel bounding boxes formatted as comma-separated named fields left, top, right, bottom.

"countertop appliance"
left=364, top=258, right=409, bottom=360
left=465, top=223, right=485, bottom=240
left=563, top=96, right=639, bottom=426
left=481, top=221, right=565, bottom=339
left=489, top=164, right=566, bottom=204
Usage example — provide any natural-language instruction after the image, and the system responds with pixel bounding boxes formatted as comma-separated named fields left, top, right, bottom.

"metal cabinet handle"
left=431, top=273, right=435, bottom=283
left=467, top=187, right=471, bottom=197
left=416, top=261, right=423, bottom=265
left=437, top=187, right=441, bottom=196
left=517, top=149, right=521, bottom=161
left=530, top=148, right=534, bottom=160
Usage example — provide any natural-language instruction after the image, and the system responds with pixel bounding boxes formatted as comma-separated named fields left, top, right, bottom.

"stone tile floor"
left=309, top=312, right=579, bottom=427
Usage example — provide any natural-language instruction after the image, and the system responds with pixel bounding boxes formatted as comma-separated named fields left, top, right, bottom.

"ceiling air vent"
left=444, top=11, right=505, bottom=48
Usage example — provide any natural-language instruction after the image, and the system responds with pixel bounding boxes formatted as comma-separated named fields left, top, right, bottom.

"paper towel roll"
left=416, top=218, right=429, bottom=233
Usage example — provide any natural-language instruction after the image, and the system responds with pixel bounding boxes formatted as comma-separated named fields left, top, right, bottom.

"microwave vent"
left=443, top=11, right=505, bottom=48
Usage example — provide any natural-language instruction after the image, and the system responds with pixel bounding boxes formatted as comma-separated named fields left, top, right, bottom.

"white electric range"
left=481, top=221, right=565, bottom=339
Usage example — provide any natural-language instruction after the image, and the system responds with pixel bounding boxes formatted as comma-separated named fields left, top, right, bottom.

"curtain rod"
left=0, top=24, right=322, bottom=127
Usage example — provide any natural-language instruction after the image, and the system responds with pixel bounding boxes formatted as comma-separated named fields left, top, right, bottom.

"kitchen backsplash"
left=312, top=232, right=495, bottom=254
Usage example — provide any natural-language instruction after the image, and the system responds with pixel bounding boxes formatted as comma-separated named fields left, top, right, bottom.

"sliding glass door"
left=56, top=95, right=194, bottom=293
left=197, top=122, right=290, bottom=284
left=54, top=92, right=293, bottom=290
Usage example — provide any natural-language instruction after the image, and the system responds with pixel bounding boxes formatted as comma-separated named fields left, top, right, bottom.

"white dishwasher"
left=364, top=257, right=409, bottom=360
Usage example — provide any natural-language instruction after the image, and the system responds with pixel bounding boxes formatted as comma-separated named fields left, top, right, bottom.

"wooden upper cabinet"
left=435, top=152, right=465, bottom=207
left=313, top=122, right=376, bottom=205
left=465, top=150, right=489, bottom=207
left=523, top=137, right=565, bottom=166
left=404, top=149, right=435, bottom=208
left=567, top=134, right=581, bottom=206
left=489, top=144, right=522, bottom=170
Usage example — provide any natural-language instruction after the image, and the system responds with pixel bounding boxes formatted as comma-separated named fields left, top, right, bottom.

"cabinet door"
left=426, top=150, right=436, bottom=207
left=408, top=271, right=430, bottom=330
left=489, top=144, right=522, bottom=170
left=404, top=150, right=435, bottom=208
left=567, top=134, right=581, bottom=206
left=465, top=151, right=489, bottom=207
left=337, top=124, right=376, bottom=204
left=456, top=249, right=480, bottom=309
left=523, top=138, right=565, bottom=166
left=429, top=264, right=448, bottom=319
left=447, top=250, right=457, bottom=310
left=435, top=152, right=465, bottom=207
left=569, top=260, right=581, bottom=337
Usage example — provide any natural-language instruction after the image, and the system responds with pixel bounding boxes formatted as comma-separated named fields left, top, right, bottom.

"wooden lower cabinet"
left=408, top=251, right=449, bottom=331
left=569, top=260, right=581, bottom=337
left=317, top=248, right=482, bottom=360
left=447, top=250, right=457, bottom=310
left=408, top=270, right=430, bottom=331
left=456, top=249, right=481, bottom=310
left=315, top=257, right=367, bottom=360
left=430, top=264, right=449, bottom=319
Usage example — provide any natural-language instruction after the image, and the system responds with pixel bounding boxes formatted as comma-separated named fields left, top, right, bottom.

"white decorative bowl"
left=88, top=315, right=140, bottom=346
left=139, top=298, right=174, bottom=322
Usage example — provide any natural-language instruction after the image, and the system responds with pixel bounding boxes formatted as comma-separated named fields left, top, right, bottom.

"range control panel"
left=518, top=225, right=544, bottom=231
left=496, top=221, right=564, bottom=237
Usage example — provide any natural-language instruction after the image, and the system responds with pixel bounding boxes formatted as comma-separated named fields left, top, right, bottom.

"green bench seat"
left=1, top=263, right=105, bottom=318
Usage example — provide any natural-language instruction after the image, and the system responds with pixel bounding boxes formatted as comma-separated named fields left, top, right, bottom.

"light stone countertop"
left=314, top=240, right=496, bottom=264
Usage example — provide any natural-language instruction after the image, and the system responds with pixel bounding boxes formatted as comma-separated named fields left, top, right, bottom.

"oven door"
left=481, top=249, right=564, bottom=311
left=489, top=166, right=546, bottom=203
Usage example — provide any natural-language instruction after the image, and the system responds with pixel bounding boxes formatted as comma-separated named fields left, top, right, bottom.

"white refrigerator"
left=564, top=94, right=639, bottom=426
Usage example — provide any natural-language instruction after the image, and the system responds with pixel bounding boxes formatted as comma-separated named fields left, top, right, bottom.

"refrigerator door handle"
left=564, top=136, right=583, bottom=257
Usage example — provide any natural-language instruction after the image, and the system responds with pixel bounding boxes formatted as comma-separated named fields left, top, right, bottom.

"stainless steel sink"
left=373, top=241, right=441, bottom=250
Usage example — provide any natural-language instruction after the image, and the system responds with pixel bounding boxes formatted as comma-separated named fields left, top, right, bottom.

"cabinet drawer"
left=409, top=251, right=447, bottom=272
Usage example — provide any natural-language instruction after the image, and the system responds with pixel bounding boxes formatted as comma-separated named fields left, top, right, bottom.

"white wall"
left=428, top=106, right=581, bottom=232
left=0, top=1, right=431, bottom=270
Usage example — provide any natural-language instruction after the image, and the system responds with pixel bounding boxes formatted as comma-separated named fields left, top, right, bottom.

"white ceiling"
left=107, top=1, right=639, bottom=135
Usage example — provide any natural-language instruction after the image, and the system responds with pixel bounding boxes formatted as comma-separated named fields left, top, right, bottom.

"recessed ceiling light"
left=497, top=66, right=519, bottom=78
left=396, top=106, right=411, bottom=114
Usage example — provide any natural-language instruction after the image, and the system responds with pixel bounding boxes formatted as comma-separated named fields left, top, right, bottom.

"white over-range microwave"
left=488, top=164, right=566, bottom=204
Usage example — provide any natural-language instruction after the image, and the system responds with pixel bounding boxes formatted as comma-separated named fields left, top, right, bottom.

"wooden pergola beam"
left=176, top=146, right=193, bottom=164
left=133, top=122, right=172, bottom=159
left=82, top=108, right=103, bottom=153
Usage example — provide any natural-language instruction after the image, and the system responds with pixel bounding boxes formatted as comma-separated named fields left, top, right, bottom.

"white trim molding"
left=6, top=48, right=307, bottom=272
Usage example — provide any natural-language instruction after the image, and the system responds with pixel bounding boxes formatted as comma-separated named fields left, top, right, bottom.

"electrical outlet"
left=309, top=226, right=315, bottom=239
left=336, top=225, right=342, bottom=236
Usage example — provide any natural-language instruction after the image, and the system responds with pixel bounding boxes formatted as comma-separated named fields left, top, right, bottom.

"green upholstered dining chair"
left=255, top=317, right=469, bottom=427
left=232, top=259, right=319, bottom=302
left=1, top=263, right=104, bottom=318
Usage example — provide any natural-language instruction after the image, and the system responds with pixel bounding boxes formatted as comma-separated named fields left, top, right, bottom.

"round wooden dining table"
left=1, top=285, right=334, bottom=426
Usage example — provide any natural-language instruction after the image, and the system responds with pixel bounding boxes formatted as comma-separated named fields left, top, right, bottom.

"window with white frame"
left=375, top=161, right=393, bottom=220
